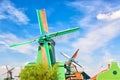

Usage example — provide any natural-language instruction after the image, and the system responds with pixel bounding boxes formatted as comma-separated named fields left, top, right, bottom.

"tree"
left=20, top=63, right=59, bottom=80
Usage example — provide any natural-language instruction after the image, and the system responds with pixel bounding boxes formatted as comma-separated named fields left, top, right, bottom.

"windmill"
left=60, top=49, right=82, bottom=68
left=9, top=9, right=80, bottom=68
left=14, top=66, right=23, bottom=79
left=60, top=49, right=90, bottom=80
left=2, top=66, right=15, bottom=80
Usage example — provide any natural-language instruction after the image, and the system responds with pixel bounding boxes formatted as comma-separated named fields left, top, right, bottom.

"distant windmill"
left=2, top=66, right=15, bottom=80
left=14, top=66, right=23, bottom=79
left=60, top=49, right=90, bottom=80
left=60, top=49, right=82, bottom=68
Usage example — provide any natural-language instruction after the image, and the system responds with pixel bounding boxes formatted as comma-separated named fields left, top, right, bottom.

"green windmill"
left=10, top=9, right=80, bottom=67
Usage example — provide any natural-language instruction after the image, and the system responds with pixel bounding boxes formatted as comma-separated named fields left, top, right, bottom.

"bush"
left=20, top=63, right=59, bottom=80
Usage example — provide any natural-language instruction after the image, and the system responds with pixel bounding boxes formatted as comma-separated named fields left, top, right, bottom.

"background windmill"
left=14, top=66, right=23, bottom=80
left=60, top=49, right=82, bottom=68
left=60, top=49, right=90, bottom=80
left=2, top=66, right=15, bottom=80
left=9, top=9, right=80, bottom=68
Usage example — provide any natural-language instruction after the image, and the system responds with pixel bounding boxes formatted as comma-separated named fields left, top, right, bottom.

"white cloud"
left=53, top=31, right=80, bottom=43
left=0, top=0, right=29, bottom=24
left=100, top=51, right=116, bottom=65
left=72, top=20, right=120, bottom=54
left=78, top=51, right=116, bottom=77
left=97, top=10, right=120, bottom=20
left=0, top=32, right=37, bottom=55
left=67, top=0, right=120, bottom=14
left=0, top=15, right=6, bottom=19
left=67, top=0, right=102, bottom=13
left=67, top=0, right=120, bottom=29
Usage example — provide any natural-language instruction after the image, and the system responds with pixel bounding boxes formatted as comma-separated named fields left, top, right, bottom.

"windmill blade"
left=1, top=72, right=7, bottom=75
left=40, top=45, right=48, bottom=63
left=60, top=50, right=82, bottom=68
left=60, top=49, right=79, bottom=61
left=6, top=65, right=9, bottom=71
left=43, top=42, right=51, bottom=66
left=37, top=9, right=48, bottom=35
left=9, top=39, right=38, bottom=48
left=15, top=75, right=20, bottom=78
left=73, top=60, right=82, bottom=68
left=36, top=42, right=51, bottom=66
left=48, top=27, right=80, bottom=39
left=60, top=52, right=70, bottom=59
left=72, top=49, right=79, bottom=60
left=9, top=67, right=15, bottom=72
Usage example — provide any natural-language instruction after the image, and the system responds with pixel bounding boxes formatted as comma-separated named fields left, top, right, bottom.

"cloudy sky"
left=0, top=0, right=120, bottom=79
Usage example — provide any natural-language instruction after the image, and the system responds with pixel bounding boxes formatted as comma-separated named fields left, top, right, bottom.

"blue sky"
left=0, top=0, right=120, bottom=79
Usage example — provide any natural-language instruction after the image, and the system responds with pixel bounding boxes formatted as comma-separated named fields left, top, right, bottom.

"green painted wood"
left=48, top=40, right=56, bottom=66
left=43, top=42, right=51, bottom=66
left=36, top=46, right=43, bottom=63
left=9, top=39, right=38, bottom=48
left=97, top=62, right=120, bottom=80
left=48, top=27, right=80, bottom=39
left=57, top=62, right=66, bottom=80
left=36, top=10, right=45, bottom=36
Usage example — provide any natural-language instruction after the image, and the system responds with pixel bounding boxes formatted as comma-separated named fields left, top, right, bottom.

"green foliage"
left=4, top=78, right=13, bottom=80
left=20, top=63, right=59, bottom=80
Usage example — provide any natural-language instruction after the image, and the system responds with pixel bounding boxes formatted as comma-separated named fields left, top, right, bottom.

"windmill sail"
left=37, top=9, right=48, bottom=35
left=72, top=49, right=79, bottom=60
left=48, top=27, right=79, bottom=38
left=60, top=49, right=82, bottom=67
